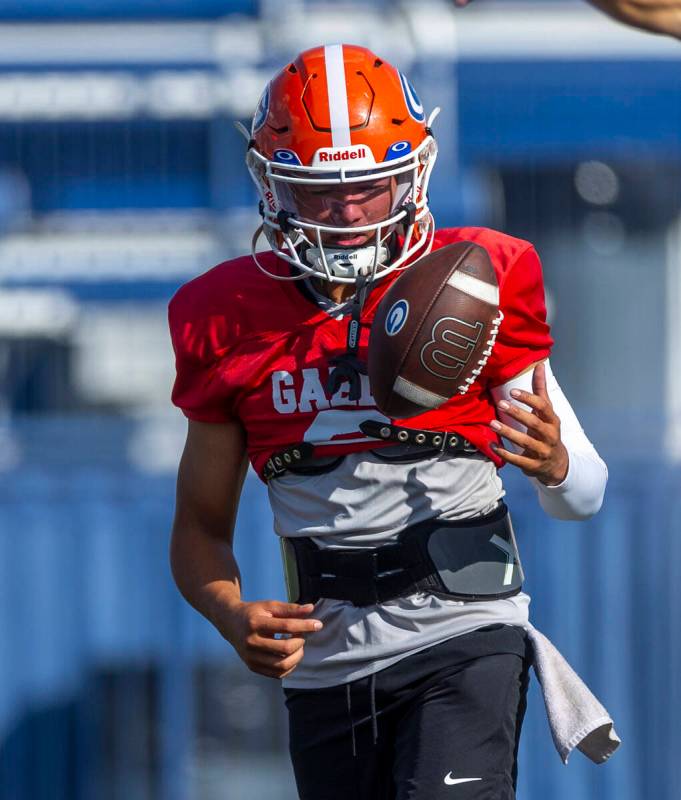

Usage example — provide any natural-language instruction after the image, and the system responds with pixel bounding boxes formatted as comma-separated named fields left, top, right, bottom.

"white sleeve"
left=490, top=360, right=608, bottom=521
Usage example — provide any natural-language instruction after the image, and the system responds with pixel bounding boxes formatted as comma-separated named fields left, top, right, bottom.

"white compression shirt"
left=270, top=361, right=607, bottom=688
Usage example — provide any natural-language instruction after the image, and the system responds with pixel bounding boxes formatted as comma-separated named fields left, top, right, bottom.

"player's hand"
left=490, top=362, right=569, bottom=486
left=219, top=600, right=323, bottom=680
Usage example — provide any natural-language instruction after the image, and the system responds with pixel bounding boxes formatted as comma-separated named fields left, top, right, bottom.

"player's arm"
left=170, top=418, right=322, bottom=679
left=586, top=0, right=681, bottom=39
left=490, top=360, right=608, bottom=520
left=451, top=0, right=681, bottom=39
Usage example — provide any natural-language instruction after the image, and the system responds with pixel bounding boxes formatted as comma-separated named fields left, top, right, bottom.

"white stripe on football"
left=446, top=271, right=499, bottom=305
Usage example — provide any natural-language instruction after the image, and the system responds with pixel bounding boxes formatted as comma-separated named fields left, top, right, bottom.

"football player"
left=168, top=45, right=608, bottom=800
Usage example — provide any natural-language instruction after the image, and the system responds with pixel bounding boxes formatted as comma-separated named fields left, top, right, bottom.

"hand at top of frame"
left=490, top=362, right=570, bottom=487
left=450, top=0, right=681, bottom=40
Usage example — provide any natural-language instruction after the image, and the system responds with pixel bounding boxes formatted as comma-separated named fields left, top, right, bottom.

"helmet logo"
left=273, top=149, right=302, bottom=165
left=318, top=147, right=365, bottom=162
left=263, top=188, right=276, bottom=212
left=385, top=140, right=412, bottom=161
left=398, top=72, right=425, bottom=122
left=252, top=83, right=270, bottom=134
left=385, top=299, right=409, bottom=336
left=312, top=145, right=375, bottom=166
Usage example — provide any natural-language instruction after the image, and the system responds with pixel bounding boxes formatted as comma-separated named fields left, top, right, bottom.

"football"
left=368, top=242, right=502, bottom=419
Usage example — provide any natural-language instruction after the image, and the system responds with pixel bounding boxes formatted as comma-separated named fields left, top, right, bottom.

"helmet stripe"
left=324, top=43, right=351, bottom=148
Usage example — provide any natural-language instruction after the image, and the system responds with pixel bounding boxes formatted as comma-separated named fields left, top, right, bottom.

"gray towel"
left=525, top=624, right=621, bottom=764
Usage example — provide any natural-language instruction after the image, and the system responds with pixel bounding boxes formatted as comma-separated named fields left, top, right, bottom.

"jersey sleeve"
left=485, top=245, right=553, bottom=386
left=168, top=288, right=235, bottom=423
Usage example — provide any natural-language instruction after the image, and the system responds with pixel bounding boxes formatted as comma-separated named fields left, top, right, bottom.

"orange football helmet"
left=244, top=43, right=439, bottom=284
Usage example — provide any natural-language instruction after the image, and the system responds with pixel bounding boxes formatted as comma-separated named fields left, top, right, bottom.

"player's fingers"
left=256, top=616, right=323, bottom=636
left=491, top=444, right=543, bottom=472
left=531, top=361, right=549, bottom=399
left=280, top=659, right=306, bottom=679
left=489, top=422, right=550, bottom=457
left=506, top=388, right=555, bottom=422
left=272, top=648, right=306, bottom=675
left=248, top=633, right=306, bottom=658
left=500, top=397, right=561, bottom=447
left=496, top=401, right=552, bottom=436
left=266, top=601, right=316, bottom=618
left=246, top=657, right=290, bottom=680
left=249, top=647, right=306, bottom=679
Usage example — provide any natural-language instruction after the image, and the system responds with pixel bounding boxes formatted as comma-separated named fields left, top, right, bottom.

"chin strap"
left=326, top=275, right=370, bottom=401
left=305, top=244, right=390, bottom=279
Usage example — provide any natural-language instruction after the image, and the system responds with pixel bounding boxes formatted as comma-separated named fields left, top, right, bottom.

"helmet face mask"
left=280, top=176, right=396, bottom=234
left=245, top=44, right=439, bottom=285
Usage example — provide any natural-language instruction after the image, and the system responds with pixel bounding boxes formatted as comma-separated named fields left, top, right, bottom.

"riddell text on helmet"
left=309, top=145, right=376, bottom=170
left=317, top=147, right=368, bottom=162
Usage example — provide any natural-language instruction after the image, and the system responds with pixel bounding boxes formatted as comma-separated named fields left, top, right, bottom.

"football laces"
left=457, top=310, right=504, bottom=395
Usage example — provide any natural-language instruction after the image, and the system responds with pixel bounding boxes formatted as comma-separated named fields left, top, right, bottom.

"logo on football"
left=385, top=299, right=409, bottom=336
left=420, top=317, right=484, bottom=380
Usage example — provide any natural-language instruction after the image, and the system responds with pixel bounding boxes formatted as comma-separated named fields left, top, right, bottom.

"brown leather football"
left=368, top=242, right=502, bottom=419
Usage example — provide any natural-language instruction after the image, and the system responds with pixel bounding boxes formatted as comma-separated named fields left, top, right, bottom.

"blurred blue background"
left=1, top=1, right=680, bottom=798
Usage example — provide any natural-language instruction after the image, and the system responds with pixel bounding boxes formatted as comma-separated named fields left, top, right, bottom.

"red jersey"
left=168, top=227, right=553, bottom=481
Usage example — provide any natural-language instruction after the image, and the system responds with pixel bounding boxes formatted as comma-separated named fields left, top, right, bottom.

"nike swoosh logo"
left=444, top=774, right=482, bottom=786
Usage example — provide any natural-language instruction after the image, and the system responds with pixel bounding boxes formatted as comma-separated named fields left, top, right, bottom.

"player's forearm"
left=170, top=522, right=244, bottom=631
left=588, top=0, right=681, bottom=38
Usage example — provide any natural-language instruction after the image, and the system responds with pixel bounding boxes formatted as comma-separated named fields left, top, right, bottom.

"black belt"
left=263, top=421, right=478, bottom=481
left=279, top=503, right=523, bottom=607
left=359, top=420, right=478, bottom=454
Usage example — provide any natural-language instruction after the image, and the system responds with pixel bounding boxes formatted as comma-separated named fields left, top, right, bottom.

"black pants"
left=284, top=625, right=531, bottom=800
